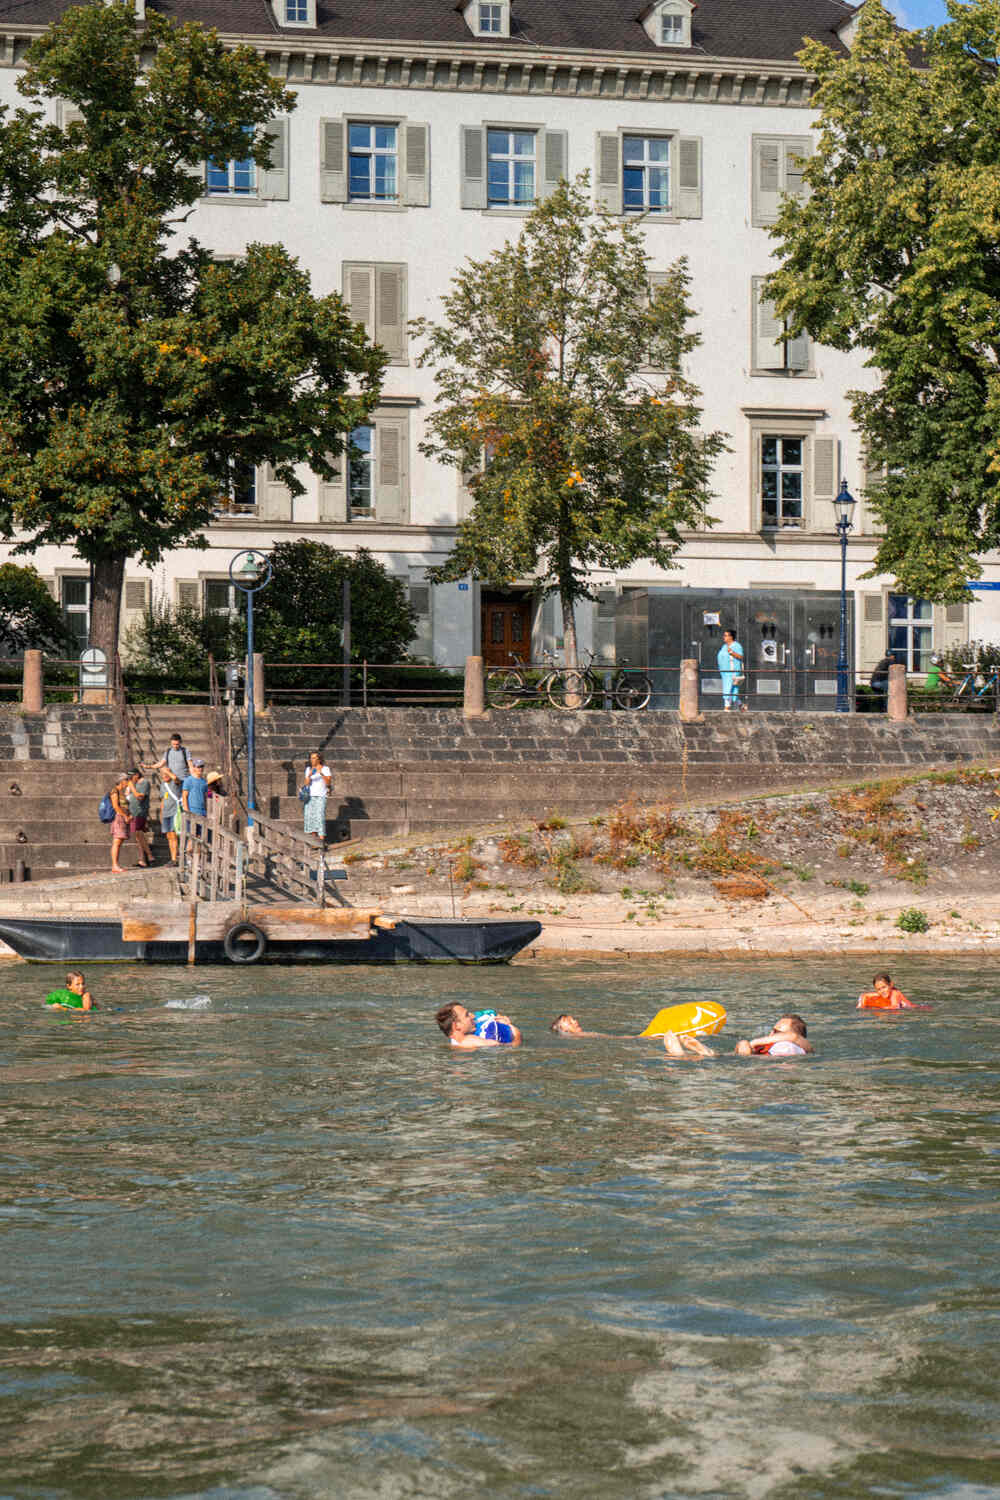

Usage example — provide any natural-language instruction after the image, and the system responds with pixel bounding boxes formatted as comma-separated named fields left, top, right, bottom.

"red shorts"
left=129, top=815, right=148, bottom=835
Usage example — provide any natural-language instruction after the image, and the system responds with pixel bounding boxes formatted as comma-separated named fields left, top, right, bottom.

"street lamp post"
left=833, top=478, right=857, bottom=714
left=229, top=549, right=273, bottom=826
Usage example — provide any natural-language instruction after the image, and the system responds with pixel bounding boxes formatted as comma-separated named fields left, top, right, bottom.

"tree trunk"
left=560, top=588, right=578, bottom=668
left=89, top=553, right=126, bottom=663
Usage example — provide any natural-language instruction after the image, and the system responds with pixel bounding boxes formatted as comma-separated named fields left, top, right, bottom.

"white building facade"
left=1, top=0, right=998, bottom=699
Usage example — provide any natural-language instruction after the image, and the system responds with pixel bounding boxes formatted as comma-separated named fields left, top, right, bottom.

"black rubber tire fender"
left=223, top=921, right=267, bottom=964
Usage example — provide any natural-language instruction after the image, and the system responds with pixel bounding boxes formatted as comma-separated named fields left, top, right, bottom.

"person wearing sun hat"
left=205, top=771, right=225, bottom=800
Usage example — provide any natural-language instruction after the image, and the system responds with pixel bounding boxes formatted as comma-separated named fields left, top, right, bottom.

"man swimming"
left=436, top=1003, right=522, bottom=1049
left=734, top=1013, right=813, bottom=1056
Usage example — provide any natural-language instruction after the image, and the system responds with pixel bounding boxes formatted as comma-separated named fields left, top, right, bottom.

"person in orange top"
left=857, top=972, right=913, bottom=1010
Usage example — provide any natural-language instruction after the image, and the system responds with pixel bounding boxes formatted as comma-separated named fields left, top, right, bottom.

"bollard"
left=22, top=650, right=43, bottom=713
left=463, top=655, right=486, bottom=718
left=887, top=662, right=907, bottom=720
left=678, top=658, right=702, bottom=722
left=14, top=858, right=26, bottom=883
left=252, top=652, right=266, bottom=714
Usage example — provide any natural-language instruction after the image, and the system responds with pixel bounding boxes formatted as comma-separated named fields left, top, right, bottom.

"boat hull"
left=0, top=916, right=542, bottom=965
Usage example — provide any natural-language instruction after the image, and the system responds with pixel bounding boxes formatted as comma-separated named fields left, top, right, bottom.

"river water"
left=0, top=955, right=997, bottom=1500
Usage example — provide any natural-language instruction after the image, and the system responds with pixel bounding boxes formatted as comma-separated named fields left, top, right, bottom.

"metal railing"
left=262, top=661, right=464, bottom=707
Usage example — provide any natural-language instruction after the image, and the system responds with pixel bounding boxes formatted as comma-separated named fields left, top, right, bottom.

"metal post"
left=246, top=585, right=257, bottom=825
left=836, top=519, right=850, bottom=713
left=342, top=576, right=351, bottom=707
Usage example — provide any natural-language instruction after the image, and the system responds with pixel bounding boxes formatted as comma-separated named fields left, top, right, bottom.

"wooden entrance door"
left=482, top=596, right=532, bottom=668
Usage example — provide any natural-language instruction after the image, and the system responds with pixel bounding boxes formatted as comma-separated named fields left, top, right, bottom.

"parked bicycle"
left=486, top=652, right=653, bottom=710
left=486, top=653, right=592, bottom=709
left=951, top=663, right=1000, bottom=704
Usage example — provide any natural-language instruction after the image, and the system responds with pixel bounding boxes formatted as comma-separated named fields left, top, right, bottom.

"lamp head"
left=833, top=478, right=856, bottom=530
left=236, top=551, right=263, bottom=585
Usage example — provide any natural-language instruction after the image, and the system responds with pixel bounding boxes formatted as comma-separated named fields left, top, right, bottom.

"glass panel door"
left=745, top=597, right=793, bottom=707
left=796, top=597, right=845, bottom=707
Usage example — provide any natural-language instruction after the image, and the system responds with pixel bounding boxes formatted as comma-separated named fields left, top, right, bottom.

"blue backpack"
left=98, top=792, right=115, bottom=823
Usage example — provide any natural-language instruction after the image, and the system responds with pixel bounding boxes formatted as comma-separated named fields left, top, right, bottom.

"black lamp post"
left=229, top=548, right=273, bottom=826
left=833, top=478, right=857, bottom=713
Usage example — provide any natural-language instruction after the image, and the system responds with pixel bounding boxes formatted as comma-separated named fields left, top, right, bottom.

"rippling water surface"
left=1, top=955, right=997, bottom=1500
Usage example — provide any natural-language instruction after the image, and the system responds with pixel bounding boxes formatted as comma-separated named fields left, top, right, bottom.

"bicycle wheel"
left=614, top=673, right=652, bottom=711
left=487, top=669, right=524, bottom=708
left=547, top=668, right=594, bottom=709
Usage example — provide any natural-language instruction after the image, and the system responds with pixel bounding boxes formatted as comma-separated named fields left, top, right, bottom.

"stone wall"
left=0, top=707, right=119, bottom=762
left=251, top=708, right=1000, bottom=838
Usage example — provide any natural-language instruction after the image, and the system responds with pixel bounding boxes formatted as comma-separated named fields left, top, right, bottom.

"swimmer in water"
left=436, top=1002, right=522, bottom=1049
left=857, top=972, right=913, bottom=1010
left=734, top=1013, right=812, bottom=1056
left=550, top=1014, right=626, bottom=1037
left=662, top=1030, right=716, bottom=1059
left=47, top=971, right=95, bottom=1012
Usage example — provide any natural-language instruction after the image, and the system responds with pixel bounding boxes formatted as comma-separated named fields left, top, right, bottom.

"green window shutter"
left=318, top=452, right=347, bottom=523
left=461, top=125, right=486, bottom=209
left=320, top=118, right=347, bottom=202
left=941, top=602, right=968, bottom=652
left=752, top=137, right=781, bottom=225
left=860, top=591, right=886, bottom=671
left=375, top=264, right=407, bottom=363
left=257, top=463, right=293, bottom=521
left=785, top=325, right=811, bottom=372
left=122, top=579, right=149, bottom=638
left=541, top=129, right=568, bottom=198
left=675, top=136, right=702, bottom=218
left=595, top=132, right=620, bottom=212
left=374, top=415, right=409, bottom=523
left=812, top=436, right=838, bottom=516
left=258, top=117, right=289, bottom=201
left=344, top=263, right=376, bottom=340
left=783, top=137, right=812, bottom=200
left=403, top=122, right=430, bottom=206
left=752, top=276, right=784, bottom=370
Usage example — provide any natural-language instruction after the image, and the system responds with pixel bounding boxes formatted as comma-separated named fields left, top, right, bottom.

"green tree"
left=253, top=541, right=416, bottom=664
left=413, top=176, right=724, bottom=665
left=766, top=0, right=1000, bottom=601
left=0, top=561, right=75, bottom=653
left=0, top=1, right=384, bottom=659
left=121, top=594, right=241, bottom=684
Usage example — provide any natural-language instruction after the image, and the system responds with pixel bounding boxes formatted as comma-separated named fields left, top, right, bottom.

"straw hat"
left=206, top=771, right=223, bottom=786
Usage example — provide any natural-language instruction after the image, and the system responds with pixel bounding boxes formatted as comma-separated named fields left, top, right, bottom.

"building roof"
left=0, top=0, right=858, bottom=64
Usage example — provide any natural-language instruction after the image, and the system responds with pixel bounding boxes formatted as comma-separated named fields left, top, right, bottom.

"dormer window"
left=641, top=0, right=693, bottom=49
left=463, top=0, right=510, bottom=39
left=271, top=0, right=316, bottom=28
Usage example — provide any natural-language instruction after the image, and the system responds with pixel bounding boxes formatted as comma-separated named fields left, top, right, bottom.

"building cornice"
left=0, top=28, right=817, bottom=107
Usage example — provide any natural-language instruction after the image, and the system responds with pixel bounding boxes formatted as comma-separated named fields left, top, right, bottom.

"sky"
left=884, top=0, right=951, bottom=28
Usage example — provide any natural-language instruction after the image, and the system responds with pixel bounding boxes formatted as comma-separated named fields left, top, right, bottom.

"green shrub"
left=896, top=907, right=930, bottom=933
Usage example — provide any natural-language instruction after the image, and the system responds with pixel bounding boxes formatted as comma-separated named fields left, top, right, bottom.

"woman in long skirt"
left=301, top=750, right=332, bottom=841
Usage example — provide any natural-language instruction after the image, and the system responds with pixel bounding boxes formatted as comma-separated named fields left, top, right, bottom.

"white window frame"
left=278, top=0, right=315, bottom=25
left=747, top=416, right=835, bottom=534
left=206, top=129, right=257, bottom=198
left=751, top=136, right=812, bottom=227
left=642, top=0, right=692, bottom=49
left=216, top=461, right=257, bottom=516
left=203, top=578, right=241, bottom=621
left=347, top=121, right=399, bottom=203
left=479, top=3, right=502, bottom=33
left=760, top=435, right=805, bottom=530
left=348, top=425, right=375, bottom=515
left=59, top=573, right=90, bottom=650
left=463, top=0, right=510, bottom=38
left=622, top=133, right=671, bottom=215
left=486, top=128, right=537, bottom=207
left=887, top=593, right=934, bottom=673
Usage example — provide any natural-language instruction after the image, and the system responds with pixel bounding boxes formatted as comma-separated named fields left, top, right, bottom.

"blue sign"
left=966, top=581, right=1000, bottom=591
left=458, top=583, right=469, bottom=591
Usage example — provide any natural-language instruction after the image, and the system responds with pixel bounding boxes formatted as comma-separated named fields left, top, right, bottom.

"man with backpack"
left=149, top=732, right=190, bottom=865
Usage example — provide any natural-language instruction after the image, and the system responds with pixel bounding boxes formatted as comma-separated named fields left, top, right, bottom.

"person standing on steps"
left=109, top=773, right=132, bottom=873
left=149, top=732, right=190, bottom=865
left=717, top=627, right=746, bottom=711
left=181, top=759, right=208, bottom=819
left=301, top=750, right=331, bottom=843
left=125, top=768, right=153, bottom=867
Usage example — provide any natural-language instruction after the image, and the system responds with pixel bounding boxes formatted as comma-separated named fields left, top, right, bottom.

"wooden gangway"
left=177, top=801, right=349, bottom=908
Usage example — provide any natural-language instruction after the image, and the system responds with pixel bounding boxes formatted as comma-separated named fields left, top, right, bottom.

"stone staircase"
left=123, top=703, right=219, bottom=773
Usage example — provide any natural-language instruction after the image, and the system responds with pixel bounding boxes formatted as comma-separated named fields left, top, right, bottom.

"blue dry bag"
left=98, top=793, right=115, bottom=823
left=474, top=1009, right=515, bottom=1044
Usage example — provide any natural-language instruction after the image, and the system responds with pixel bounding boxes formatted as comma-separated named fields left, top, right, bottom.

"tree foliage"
left=766, top=0, right=1000, bottom=600
left=252, top=541, right=417, bottom=665
left=413, top=176, right=724, bottom=663
left=0, top=2, right=384, bottom=657
left=0, top=561, right=75, bottom=654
